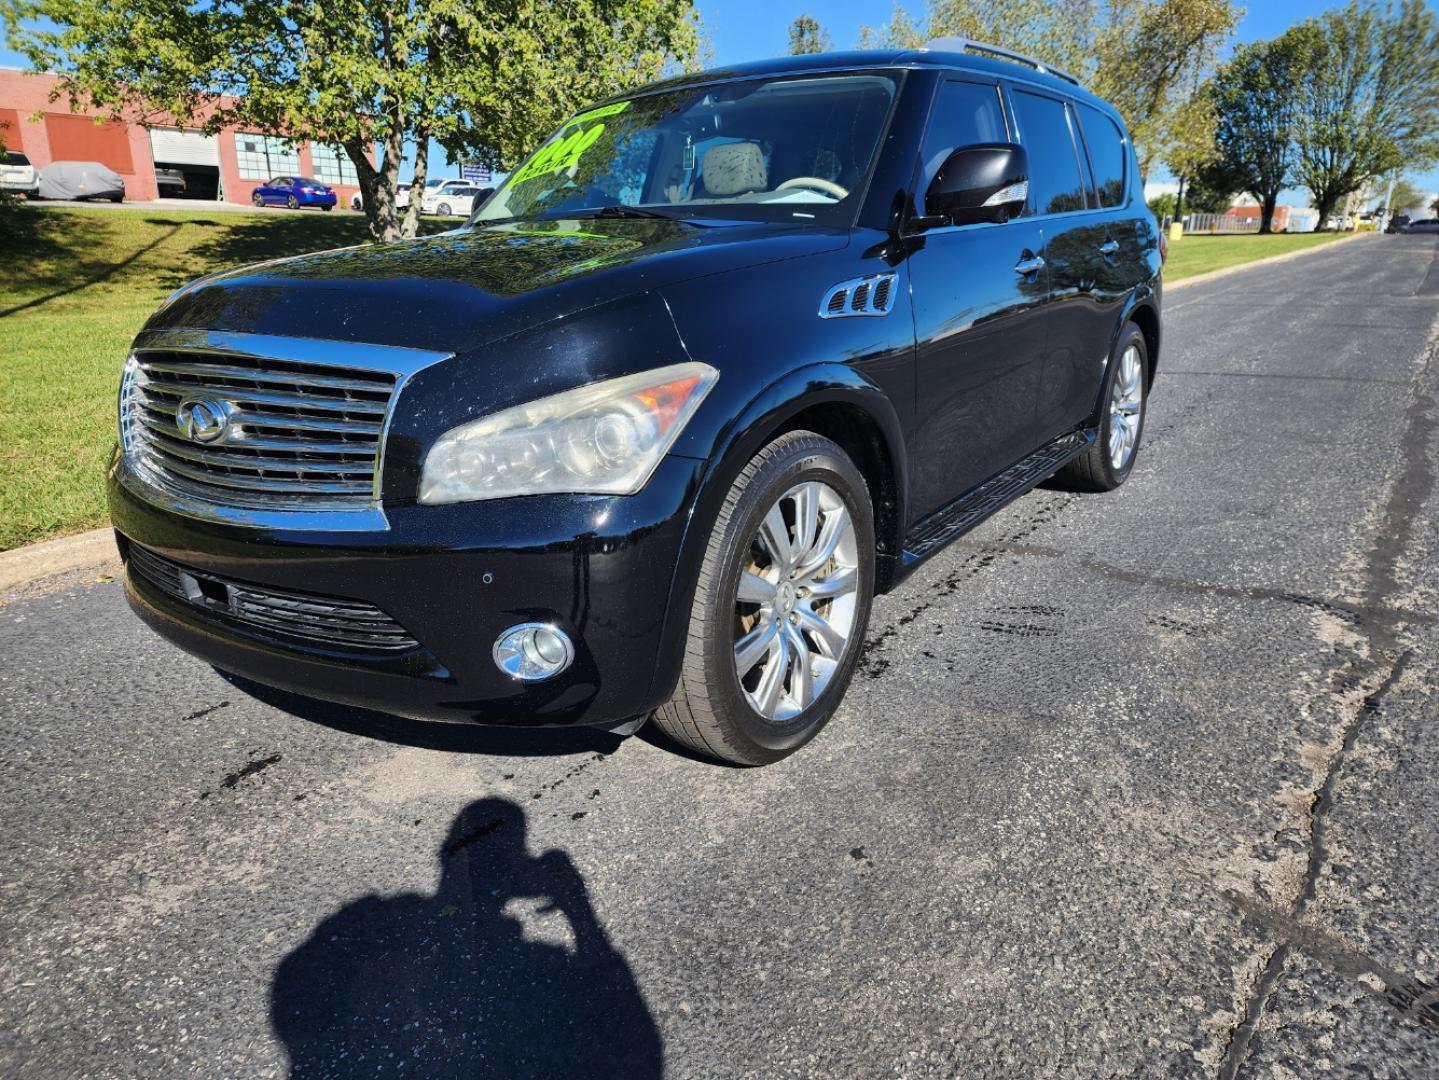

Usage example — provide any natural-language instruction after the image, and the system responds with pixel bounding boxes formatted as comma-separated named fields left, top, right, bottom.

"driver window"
left=918, top=81, right=1008, bottom=218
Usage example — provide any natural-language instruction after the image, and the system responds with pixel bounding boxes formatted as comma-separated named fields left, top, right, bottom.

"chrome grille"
left=122, top=348, right=398, bottom=510
left=127, top=544, right=420, bottom=652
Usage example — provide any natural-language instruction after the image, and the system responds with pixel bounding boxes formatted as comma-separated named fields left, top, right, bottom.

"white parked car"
left=1, top=150, right=39, bottom=197
left=421, top=183, right=492, bottom=218
left=350, top=179, right=468, bottom=212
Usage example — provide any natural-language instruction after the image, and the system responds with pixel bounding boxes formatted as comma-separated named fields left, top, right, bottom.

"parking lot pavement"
left=2, top=233, right=1436, bottom=1078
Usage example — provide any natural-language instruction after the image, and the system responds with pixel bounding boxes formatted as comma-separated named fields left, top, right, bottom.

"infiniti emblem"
left=176, top=398, right=231, bottom=444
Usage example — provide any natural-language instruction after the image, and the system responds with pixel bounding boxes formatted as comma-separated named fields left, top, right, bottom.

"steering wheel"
left=775, top=176, right=850, bottom=199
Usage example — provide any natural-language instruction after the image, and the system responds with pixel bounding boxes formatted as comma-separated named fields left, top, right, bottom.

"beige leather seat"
left=702, top=142, right=768, bottom=196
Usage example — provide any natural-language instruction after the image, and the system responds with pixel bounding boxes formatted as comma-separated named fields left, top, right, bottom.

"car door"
left=906, top=77, right=1051, bottom=521
left=1007, top=87, right=1117, bottom=439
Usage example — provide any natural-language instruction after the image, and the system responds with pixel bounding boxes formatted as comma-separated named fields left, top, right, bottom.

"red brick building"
left=0, top=68, right=370, bottom=207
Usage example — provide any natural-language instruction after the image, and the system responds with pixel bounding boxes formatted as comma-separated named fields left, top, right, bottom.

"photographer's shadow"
left=270, top=798, right=662, bottom=1078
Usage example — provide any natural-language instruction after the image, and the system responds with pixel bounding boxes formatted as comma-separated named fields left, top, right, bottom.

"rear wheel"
left=652, top=431, right=875, bottom=765
left=1054, top=322, right=1148, bottom=492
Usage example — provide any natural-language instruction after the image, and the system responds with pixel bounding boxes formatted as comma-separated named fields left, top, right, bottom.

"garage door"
left=148, top=127, right=219, bottom=166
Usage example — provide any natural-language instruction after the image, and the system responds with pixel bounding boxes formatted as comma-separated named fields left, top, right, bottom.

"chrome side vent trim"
left=818, top=273, right=899, bottom=319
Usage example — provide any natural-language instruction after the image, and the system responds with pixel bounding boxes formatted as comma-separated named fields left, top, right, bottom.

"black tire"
left=321, top=203, right=333, bottom=212
left=1054, top=321, right=1149, bottom=492
left=252, top=191, right=264, bottom=206
left=287, top=194, right=299, bottom=209
left=651, top=431, right=876, bottom=765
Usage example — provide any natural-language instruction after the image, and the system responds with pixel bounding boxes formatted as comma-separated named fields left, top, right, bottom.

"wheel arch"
left=645, top=366, right=909, bottom=711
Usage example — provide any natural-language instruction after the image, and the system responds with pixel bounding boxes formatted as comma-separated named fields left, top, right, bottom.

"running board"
left=900, top=429, right=1094, bottom=565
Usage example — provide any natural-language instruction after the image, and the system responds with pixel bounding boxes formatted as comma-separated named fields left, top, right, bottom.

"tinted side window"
left=1076, top=103, right=1126, bottom=208
left=917, top=80, right=1007, bottom=216
left=1010, top=90, right=1087, bottom=216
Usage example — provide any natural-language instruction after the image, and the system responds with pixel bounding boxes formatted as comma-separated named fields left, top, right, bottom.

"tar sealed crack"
left=443, top=817, right=505, bottom=856
left=181, top=701, right=230, bottom=723
left=1218, top=343, right=1435, bottom=1077
left=220, top=752, right=282, bottom=790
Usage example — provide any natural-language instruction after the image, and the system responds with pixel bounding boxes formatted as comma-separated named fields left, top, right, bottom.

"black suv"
left=110, top=41, right=1162, bottom=765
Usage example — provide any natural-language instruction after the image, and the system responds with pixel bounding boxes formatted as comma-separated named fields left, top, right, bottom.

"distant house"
left=0, top=68, right=371, bottom=206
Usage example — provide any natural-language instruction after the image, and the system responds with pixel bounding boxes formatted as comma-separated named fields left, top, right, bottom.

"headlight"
left=418, top=361, right=718, bottom=505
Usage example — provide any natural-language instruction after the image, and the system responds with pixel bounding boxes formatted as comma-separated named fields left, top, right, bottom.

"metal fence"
left=1179, top=212, right=1262, bottom=235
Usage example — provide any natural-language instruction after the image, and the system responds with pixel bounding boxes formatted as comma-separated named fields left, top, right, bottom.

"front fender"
left=646, top=363, right=909, bottom=708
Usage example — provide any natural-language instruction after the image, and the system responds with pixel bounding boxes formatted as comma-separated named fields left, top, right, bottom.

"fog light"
left=493, top=623, right=575, bottom=682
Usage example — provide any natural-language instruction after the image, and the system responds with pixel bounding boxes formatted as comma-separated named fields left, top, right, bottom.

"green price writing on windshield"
left=510, top=101, right=632, bottom=185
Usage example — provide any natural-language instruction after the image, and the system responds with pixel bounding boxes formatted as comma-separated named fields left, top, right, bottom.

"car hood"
left=147, top=217, right=850, bottom=354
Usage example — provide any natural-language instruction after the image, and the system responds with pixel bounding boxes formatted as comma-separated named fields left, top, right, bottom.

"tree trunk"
left=1259, top=192, right=1279, bottom=234
left=1312, top=188, right=1342, bottom=232
left=400, top=132, right=429, bottom=240
left=1174, top=175, right=1186, bottom=226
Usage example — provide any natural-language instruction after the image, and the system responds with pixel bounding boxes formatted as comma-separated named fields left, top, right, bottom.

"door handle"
left=1014, top=254, right=1045, bottom=275
left=1099, top=240, right=1119, bottom=256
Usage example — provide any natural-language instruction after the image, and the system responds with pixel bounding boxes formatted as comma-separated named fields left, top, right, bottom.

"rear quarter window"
left=1076, top=103, right=1126, bottom=208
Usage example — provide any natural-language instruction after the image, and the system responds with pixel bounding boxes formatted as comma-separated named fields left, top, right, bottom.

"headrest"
left=702, top=142, right=768, bottom=196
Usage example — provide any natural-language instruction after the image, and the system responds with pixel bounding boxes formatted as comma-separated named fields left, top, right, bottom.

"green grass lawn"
left=0, top=205, right=454, bottom=551
left=1164, top=230, right=1355, bottom=282
left=0, top=206, right=1363, bottom=551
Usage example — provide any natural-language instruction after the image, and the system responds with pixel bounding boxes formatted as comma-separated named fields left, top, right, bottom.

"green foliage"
left=3, top=0, right=699, bottom=242
left=1209, top=35, right=1307, bottom=231
left=1286, top=1, right=1439, bottom=230
left=788, top=14, right=832, bottom=55
left=1383, top=175, right=1426, bottom=216
left=1147, top=192, right=1176, bottom=219
left=1183, top=157, right=1241, bottom=213
left=860, top=0, right=1239, bottom=180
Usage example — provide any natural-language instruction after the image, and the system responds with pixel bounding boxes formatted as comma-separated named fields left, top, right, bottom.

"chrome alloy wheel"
left=1108, top=343, right=1144, bottom=470
left=733, top=481, right=861, bottom=722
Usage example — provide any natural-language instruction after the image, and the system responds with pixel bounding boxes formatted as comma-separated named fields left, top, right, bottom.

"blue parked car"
left=250, top=176, right=336, bottom=211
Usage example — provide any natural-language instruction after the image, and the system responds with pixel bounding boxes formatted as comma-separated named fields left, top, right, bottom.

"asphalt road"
left=3, top=234, right=1437, bottom=1079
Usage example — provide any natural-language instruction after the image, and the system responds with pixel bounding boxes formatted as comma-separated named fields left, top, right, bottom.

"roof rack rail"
left=924, top=36, right=1082, bottom=87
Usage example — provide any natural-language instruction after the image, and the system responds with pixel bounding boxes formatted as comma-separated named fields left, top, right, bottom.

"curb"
left=0, top=527, right=117, bottom=593
left=1167, top=231, right=1371, bottom=292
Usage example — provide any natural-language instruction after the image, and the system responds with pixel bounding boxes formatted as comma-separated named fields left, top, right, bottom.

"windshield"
left=475, top=72, right=898, bottom=227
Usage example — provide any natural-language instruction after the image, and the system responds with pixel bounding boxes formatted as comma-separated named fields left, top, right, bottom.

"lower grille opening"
left=127, top=544, right=419, bottom=653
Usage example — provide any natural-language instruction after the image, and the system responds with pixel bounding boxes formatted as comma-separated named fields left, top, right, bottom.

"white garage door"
left=148, top=127, right=219, bottom=166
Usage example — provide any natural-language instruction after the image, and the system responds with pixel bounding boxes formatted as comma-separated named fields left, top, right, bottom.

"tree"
left=1184, top=156, right=1243, bottom=212
left=788, top=14, right=832, bottom=55
left=1382, top=175, right=1425, bottom=216
left=1289, top=1, right=1439, bottom=230
left=1431, top=194, right=1439, bottom=215
left=4, top=0, right=699, bottom=242
left=1210, top=35, right=1306, bottom=232
left=860, top=0, right=1238, bottom=182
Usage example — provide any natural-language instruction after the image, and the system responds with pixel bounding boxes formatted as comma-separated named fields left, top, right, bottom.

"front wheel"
left=286, top=194, right=299, bottom=209
left=437, top=202, right=452, bottom=217
left=1054, top=322, right=1148, bottom=492
left=651, top=431, right=875, bottom=765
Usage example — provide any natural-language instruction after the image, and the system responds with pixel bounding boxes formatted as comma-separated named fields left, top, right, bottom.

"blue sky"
left=3, top=1, right=1434, bottom=201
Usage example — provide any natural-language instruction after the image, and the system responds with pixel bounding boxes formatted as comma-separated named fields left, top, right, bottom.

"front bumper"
left=108, top=451, right=704, bottom=727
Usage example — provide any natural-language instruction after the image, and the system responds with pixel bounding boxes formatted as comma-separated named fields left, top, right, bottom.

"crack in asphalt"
left=1217, top=336, right=1437, bottom=1078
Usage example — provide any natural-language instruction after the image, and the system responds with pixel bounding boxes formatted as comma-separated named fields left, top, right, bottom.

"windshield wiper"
left=585, top=204, right=682, bottom=221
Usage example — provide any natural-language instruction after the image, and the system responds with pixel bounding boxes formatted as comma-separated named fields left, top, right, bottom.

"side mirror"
left=923, top=143, right=1029, bottom=227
